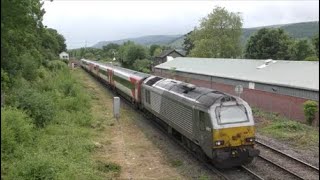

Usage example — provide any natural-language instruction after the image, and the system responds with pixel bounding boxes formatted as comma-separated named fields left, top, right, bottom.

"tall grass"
left=1, top=61, right=105, bottom=179
left=253, top=107, right=319, bottom=148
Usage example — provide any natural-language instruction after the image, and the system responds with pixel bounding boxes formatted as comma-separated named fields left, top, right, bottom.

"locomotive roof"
left=150, top=78, right=236, bottom=107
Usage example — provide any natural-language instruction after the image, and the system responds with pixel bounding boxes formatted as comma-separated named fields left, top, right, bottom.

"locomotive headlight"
left=215, top=140, right=224, bottom=146
left=245, top=137, right=255, bottom=143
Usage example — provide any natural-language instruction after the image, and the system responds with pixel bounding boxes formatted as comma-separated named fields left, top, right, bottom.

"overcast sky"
left=42, top=0, right=319, bottom=49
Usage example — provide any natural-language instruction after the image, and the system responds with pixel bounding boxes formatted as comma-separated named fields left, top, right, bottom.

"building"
left=152, top=49, right=185, bottom=70
left=59, top=52, right=69, bottom=60
left=154, top=57, right=319, bottom=125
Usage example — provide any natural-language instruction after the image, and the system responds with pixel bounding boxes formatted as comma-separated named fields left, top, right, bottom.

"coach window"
left=199, top=111, right=205, bottom=131
left=145, top=90, right=150, bottom=104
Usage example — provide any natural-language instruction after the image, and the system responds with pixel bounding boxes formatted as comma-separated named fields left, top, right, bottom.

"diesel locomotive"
left=80, top=58, right=260, bottom=168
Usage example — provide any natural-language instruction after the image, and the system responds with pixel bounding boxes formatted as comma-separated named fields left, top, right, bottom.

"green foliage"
left=1, top=66, right=105, bottom=179
left=289, top=39, right=315, bottom=60
left=96, top=161, right=121, bottom=175
left=1, top=69, right=10, bottom=92
left=132, top=59, right=152, bottom=73
left=102, top=43, right=120, bottom=59
left=304, top=55, right=319, bottom=61
left=1, top=107, right=34, bottom=158
left=41, top=28, right=66, bottom=60
left=169, top=159, right=183, bottom=167
left=13, top=87, right=56, bottom=128
left=153, top=47, right=162, bottom=57
left=183, top=31, right=194, bottom=56
left=46, top=60, right=68, bottom=71
left=245, top=28, right=293, bottom=60
left=253, top=108, right=319, bottom=148
left=312, top=33, right=319, bottom=58
left=190, top=6, right=243, bottom=58
left=303, top=100, right=318, bottom=125
left=149, top=44, right=161, bottom=56
left=1, top=0, right=67, bottom=81
left=118, top=41, right=148, bottom=68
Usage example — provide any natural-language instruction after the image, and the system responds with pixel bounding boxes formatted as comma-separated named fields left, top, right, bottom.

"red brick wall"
left=155, top=71, right=319, bottom=126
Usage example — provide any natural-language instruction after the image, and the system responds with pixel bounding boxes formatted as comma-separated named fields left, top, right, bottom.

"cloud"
left=42, top=1, right=319, bottom=49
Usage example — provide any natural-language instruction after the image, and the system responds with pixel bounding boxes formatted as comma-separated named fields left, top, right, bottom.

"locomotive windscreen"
left=145, top=77, right=163, bottom=86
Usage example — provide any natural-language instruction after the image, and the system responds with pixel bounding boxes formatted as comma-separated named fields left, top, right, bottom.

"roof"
left=87, top=60, right=150, bottom=79
left=153, top=78, right=234, bottom=107
left=59, top=52, right=68, bottom=55
left=156, top=49, right=185, bottom=58
left=155, top=57, right=319, bottom=91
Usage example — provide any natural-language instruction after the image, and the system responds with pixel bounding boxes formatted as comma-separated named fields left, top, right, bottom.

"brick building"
left=154, top=57, right=319, bottom=125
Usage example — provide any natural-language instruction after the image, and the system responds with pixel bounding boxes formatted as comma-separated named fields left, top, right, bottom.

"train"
left=80, top=58, right=260, bottom=168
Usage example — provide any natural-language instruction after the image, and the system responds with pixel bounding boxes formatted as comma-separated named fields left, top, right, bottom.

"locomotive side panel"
left=142, top=85, right=194, bottom=140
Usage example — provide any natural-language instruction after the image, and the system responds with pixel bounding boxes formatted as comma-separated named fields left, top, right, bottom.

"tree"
left=312, top=33, right=319, bottom=58
left=153, top=48, right=162, bottom=57
left=189, top=7, right=243, bottom=58
left=245, top=28, right=293, bottom=60
left=149, top=44, right=161, bottom=57
left=41, top=28, right=66, bottom=60
left=118, top=41, right=147, bottom=68
left=132, top=59, right=152, bottom=73
left=102, top=43, right=120, bottom=59
left=183, top=31, right=194, bottom=56
left=1, top=0, right=45, bottom=77
left=289, top=39, right=315, bottom=60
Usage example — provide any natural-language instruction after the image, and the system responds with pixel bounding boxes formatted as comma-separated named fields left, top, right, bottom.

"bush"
left=132, top=59, right=152, bottom=73
left=1, top=69, right=10, bottom=92
left=15, top=88, right=56, bottom=128
left=47, top=60, right=68, bottom=71
left=1, top=107, right=34, bottom=158
left=304, top=55, right=319, bottom=61
left=303, top=100, right=318, bottom=125
left=8, top=153, right=58, bottom=180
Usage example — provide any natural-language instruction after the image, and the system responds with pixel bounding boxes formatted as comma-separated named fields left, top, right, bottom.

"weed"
left=96, top=161, right=121, bottom=175
left=254, top=107, right=319, bottom=148
left=170, top=159, right=183, bottom=167
left=199, top=175, right=210, bottom=180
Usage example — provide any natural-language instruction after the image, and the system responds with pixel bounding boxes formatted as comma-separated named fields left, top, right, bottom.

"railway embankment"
left=253, top=108, right=319, bottom=168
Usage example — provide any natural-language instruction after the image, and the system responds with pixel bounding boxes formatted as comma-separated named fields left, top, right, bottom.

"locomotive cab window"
left=215, top=105, right=249, bottom=125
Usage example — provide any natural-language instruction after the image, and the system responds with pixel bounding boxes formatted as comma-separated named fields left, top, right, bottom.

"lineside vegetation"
left=1, top=61, right=112, bottom=179
left=253, top=108, right=319, bottom=149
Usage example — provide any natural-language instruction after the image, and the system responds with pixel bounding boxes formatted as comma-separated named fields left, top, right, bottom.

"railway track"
left=243, top=140, right=319, bottom=180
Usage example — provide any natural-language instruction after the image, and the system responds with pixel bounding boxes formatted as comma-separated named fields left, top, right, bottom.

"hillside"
left=92, top=21, right=319, bottom=49
left=92, top=35, right=182, bottom=49
left=241, top=21, right=319, bottom=45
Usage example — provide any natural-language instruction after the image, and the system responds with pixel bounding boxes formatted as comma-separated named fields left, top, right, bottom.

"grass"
left=253, top=108, right=319, bottom=149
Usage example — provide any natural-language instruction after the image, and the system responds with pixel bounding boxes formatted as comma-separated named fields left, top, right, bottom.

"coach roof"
left=155, top=57, right=319, bottom=91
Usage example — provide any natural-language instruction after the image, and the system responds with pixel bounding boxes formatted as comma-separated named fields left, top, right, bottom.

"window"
left=215, top=105, right=249, bottom=125
left=99, top=69, right=108, bottom=77
left=113, top=75, right=134, bottom=89
left=145, top=77, right=162, bottom=86
left=145, top=90, right=150, bottom=104
left=199, top=111, right=205, bottom=131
